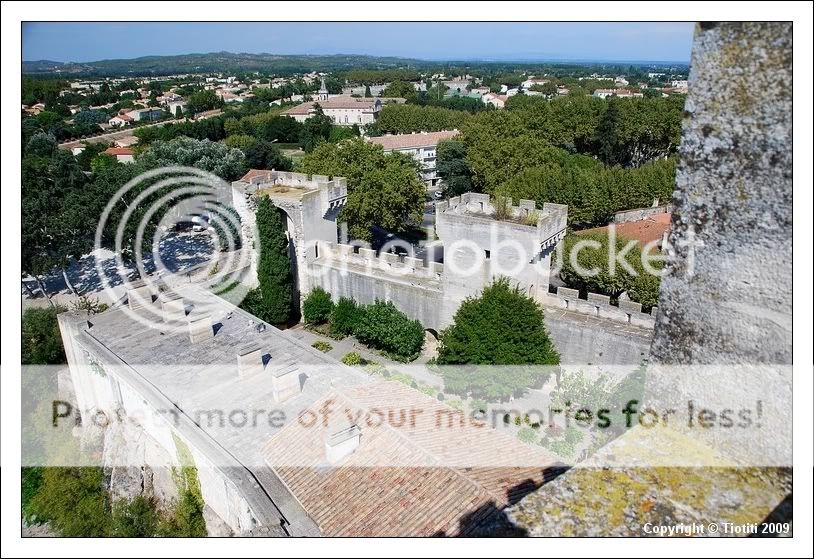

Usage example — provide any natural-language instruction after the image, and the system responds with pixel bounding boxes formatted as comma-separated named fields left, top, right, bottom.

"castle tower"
left=317, top=77, right=329, bottom=101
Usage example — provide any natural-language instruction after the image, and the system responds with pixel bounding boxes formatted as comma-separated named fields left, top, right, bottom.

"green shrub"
left=329, top=297, right=359, bottom=339
left=303, top=287, right=333, bottom=325
left=311, top=340, right=332, bottom=353
left=341, top=352, right=363, bottom=366
left=21, top=467, right=43, bottom=524
left=30, top=467, right=110, bottom=536
left=353, top=300, right=424, bottom=361
left=111, top=495, right=159, bottom=537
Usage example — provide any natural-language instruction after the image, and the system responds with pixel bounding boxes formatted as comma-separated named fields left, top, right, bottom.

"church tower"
left=317, top=76, right=329, bottom=101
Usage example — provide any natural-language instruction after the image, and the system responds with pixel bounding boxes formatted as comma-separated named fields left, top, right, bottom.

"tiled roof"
left=239, top=169, right=275, bottom=183
left=579, top=212, right=672, bottom=249
left=369, top=130, right=459, bottom=151
left=263, top=381, right=560, bottom=536
left=103, top=147, right=134, bottom=156
left=282, top=95, right=382, bottom=116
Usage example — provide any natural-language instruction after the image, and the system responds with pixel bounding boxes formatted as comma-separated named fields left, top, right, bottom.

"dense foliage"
left=328, top=297, right=360, bottom=339
left=22, top=307, right=67, bottom=365
left=435, top=140, right=474, bottom=196
left=557, top=231, right=662, bottom=311
left=255, top=197, right=294, bottom=324
left=302, top=286, right=334, bottom=325
left=376, top=104, right=471, bottom=134
left=353, top=300, right=425, bottom=362
left=438, top=279, right=560, bottom=401
left=138, top=137, right=247, bottom=181
left=298, top=138, right=425, bottom=241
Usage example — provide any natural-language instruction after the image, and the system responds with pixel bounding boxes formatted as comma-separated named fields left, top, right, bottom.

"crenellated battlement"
left=314, top=240, right=444, bottom=281
left=436, top=192, right=567, bottom=250
left=539, top=286, right=657, bottom=329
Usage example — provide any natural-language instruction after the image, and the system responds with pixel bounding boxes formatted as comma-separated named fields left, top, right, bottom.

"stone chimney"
left=160, top=292, right=186, bottom=322
left=270, top=355, right=301, bottom=403
left=325, top=425, right=361, bottom=464
left=126, top=280, right=153, bottom=311
left=187, top=314, right=213, bottom=343
left=237, top=344, right=264, bottom=378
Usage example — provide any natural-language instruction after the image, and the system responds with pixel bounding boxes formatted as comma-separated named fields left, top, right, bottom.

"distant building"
left=521, top=77, right=549, bottom=90
left=108, top=113, right=134, bottom=127
left=614, top=89, right=644, bottom=98
left=578, top=207, right=672, bottom=253
left=114, top=135, right=139, bottom=148
left=481, top=92, right=507, bottom=108
left=368, top=130, right=460, bottom=190
left=103, top=146, right=135, bottom=163
left=592, top=89, right=643, bottom=99
left=282, top=96, right=405, bottom=126
left=126, top=107, right=164, bottom=122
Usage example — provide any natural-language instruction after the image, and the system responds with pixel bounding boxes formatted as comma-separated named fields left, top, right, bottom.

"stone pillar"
left=650, top=22, right=792, bottom=365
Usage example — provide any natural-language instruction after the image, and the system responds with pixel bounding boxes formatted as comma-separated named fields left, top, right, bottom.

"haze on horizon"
left=22, top=22, right=694, bottom=64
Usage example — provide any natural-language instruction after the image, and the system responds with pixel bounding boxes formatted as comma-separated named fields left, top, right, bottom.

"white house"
left=368, top=130, right=460, bottom=190
left=481, top=92, right=507, bottom=108
left=521, top=78, right=549, bottom=90
left=592, top=89, right=616, bottom=99
left=108, top=113, right=134, bottom=127
left=282, top=96, right=396, bottom=126
left=126, top=107, right=164, bottom=122
left=103, top=147, right=135, bottom=163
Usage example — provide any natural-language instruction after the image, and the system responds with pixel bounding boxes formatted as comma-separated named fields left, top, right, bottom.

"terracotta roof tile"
left=263, top=381, right=561, bottom=536
left=369, top=130, right=459, bottom=151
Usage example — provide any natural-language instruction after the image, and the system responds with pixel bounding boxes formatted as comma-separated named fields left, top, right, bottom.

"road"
left=57, top=109, right=223, bottom=150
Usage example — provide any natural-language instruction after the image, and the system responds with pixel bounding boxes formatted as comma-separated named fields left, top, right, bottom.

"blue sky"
left=22, top=22, right=694, bottom=63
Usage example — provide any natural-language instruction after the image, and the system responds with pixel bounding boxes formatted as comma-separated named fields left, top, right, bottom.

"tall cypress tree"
left=595, top=97, right=623, bottom=167
left=255, top=196, right=293, bottom=325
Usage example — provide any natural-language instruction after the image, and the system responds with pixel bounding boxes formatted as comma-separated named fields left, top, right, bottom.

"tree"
left=364, top=85, right=372, bottom=98
left=302, top=286, right=334, bottom=325
left=382, top=80, right=417, bottom=100
left=244, top=140, right=293, bottom=171
left=529, top=82, right=558, bottom=96
left=557, top=231, right=662, bottom=311
left=298, top=138, right=425, bottom=241
left=110, top=496, right=159, bottom=537
left=595, top=97, right=624, bottom=166
left=73, top=110, right=108, bottom=126
left=25, top=132, right=57, bottom=157
left=75, top=142, right=109, bottom=171
left=22, top=306, right=67, bottom=365
left=255, top=196, right=293, bottom=324
left=138, top=137, right=247, bottom=181
left=437, top=278, right=559, bottom=401
left=298, top=104, right=333, bottom=152
left=436, top=140, right=474, bottom=196
left=377, top=104, right=470, bottom=134
left=186, top=89, right=223, bottom=115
